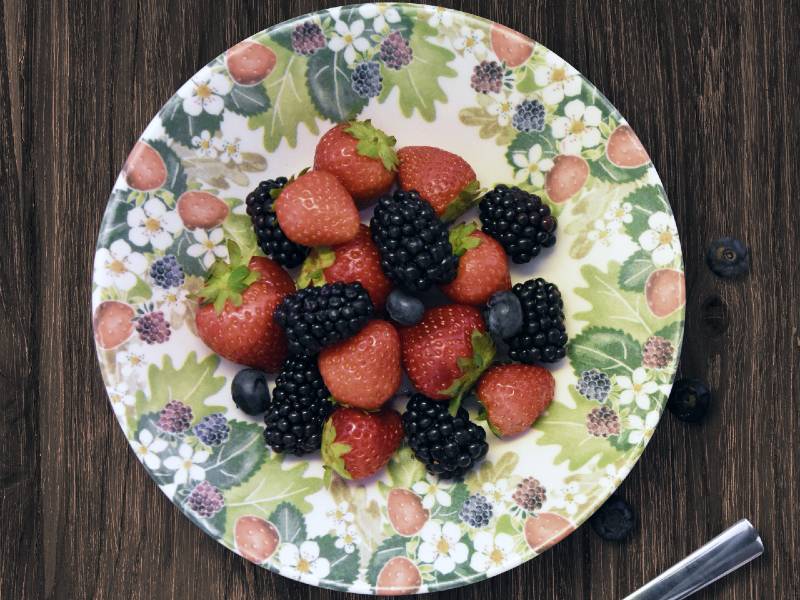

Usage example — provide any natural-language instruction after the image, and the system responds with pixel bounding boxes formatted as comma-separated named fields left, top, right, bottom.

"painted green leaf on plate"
left=269, top=501, right=307, bottom=545
left=307, top=48, right=367, bottom=122
left=316, top=534, right=360, bottom=583
left=568, top=327, right=642, bottom=378
left=618, top=250, right=656, bottom=292
left=225, top=82, right=271, bottom=116
left=203, top=420, right=267, bottom=490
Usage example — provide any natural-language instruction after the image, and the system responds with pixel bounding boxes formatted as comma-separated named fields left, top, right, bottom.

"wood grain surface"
left=1, top=0, right=798, bottom=598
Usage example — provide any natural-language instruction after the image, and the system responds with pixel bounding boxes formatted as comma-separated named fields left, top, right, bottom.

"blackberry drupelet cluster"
left=642, top=335, right=675, bottom=368
left=274, top=282, right=374, bottom=356
left=459, top=494, right=493, bottom=527
left=576, top=369, right=611, bottom=402
left=135, top=311, right=171, bottom=344
left=470, top=60, right=504, bottom=94
left=402, top=394, right=488, bottom=479
left=291, top=22, right=326, bottom=55
left=351, top=61, right=383, bottom=98
left=193, top=413, right=230, bottom=446
left=158, top=400, right=193, bottom=434
left=507, top=278, right=568, bottom=364
left=150, top=255, right=184, bottom=288
left=512, top=99, right=546, bottom=133
left=586, top=406, right=621, bottom=438
left=479, top=185, right=557, bottom=264
left=513, top=477, right=546, bottom=513
left=380, top=32, right=413, bottom=69
left=187, top=481, right=224, bottom=518
left=370, top=190, right=458, bottom=292
left=263, top=356, right=335, bottom=455
left=246, top=177, right=310, bottom=269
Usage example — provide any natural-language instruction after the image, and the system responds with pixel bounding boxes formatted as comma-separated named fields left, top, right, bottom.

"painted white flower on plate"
left=187, top=227, right=227, bottom=269
left=616, top=367, right=659, bottom=410
left=639, top=211, right=681, bottom=266
left=163, top=443, right=209, bottom=485
left=152, top=286, right=190, bottom=319
left=599, top=463, right=632, bottom=493
left=178, top=67, right=232, bottom=116
left=550, top=482, right=588, bottom=516
left=469, top=531, right=519, bottom=575
left=412, top=477, right=452, bottom=510
left=513, top=144, right=555, bottom=187
left=117, top=343, right=148, bottom=382
left=326, top=501, right=355, bottom=529
left=482, top=479, right=510, bottom=511
left=94, top=239, right=147, bottom=291
left=417, top=521, right=468, bottom=575
left=424, top=5, right=454, bottom=28
left=551, top=99, right=603, bottom=155
left=127, top=198, right=183, bottom=250
left=627, top=410, right=660, bottom=445
left=604, top=200, right=634, bottom=226
left=278, top=541, right=330, bottom=585
left=534, top=53, right=582, bottom=105
left=130, top=429, right=167, bottom=470
left=335, top=523, right=361, bottom=554
left=358, top=3, right=400, bottom=34
left=213, top=138, right=242, bottom=164
left=453, top=26, right=487, bottom=59
left=486, top=90, right=523, bottom=127
left=191, top=130, right=217, bottom=158
left=328, top=19, right=369, bottom=65
left=587, top=218, right=621, bottom=246
left=108, top=382, right=135, bottom=417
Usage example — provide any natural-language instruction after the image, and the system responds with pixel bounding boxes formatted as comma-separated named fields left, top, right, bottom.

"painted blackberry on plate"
left=92, top=3, right=684, bottom=594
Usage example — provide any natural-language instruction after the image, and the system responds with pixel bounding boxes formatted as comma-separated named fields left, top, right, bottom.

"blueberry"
left=591, top=496, right=635, bottom=541
left=668, top=378, right=711, bottom=422
left=485, top=291, right=523, bottom=339
left=232, top=368, right=271, bottom=415
left=386, top=289, right=425, bottom=326
left=705, top=238, right=750, bottom=278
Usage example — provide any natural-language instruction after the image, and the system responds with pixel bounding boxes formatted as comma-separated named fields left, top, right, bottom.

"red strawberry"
left=441, top=223, right=511, bottom=305
left=299, top=224, right=392, bottom=310
left=314, top=120, right=398, bottom=205
left=195, top=243, right=295, bottom=373
left=322, top=407, right=404, bottom=481
left=399, top=305, right=495, bottom=406
left=397, top=146, right=480, bottom=220
left=476, top=364, right=555, bottom=436
left=318, top=319, right=401, bottom=410
left=275, top=170, right=360, bottom=246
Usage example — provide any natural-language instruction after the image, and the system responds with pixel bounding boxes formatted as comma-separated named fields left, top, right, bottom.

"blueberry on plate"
left=485, top=290, right=523, bottom=339
left=232, top=368, right=271, bottom=415
left=705, top=237, right=750, bottom=278
left=668, top=378, right=711, bottom=422
left=386, top=289, right=425, bottom=326
left=590, top=495, right=635, bottom=541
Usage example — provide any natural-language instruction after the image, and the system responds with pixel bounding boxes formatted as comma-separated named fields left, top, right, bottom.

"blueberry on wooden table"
left=232, top=368, right=271, bottom=415
left=706, top=237, right=750, bottom=278
left=590, top=495, right=636, bottom=541
left=668, top=378, right=712, bottom=423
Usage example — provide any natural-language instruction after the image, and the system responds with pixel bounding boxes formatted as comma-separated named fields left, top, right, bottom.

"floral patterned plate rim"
left=92, top=3, right=685, bottom=595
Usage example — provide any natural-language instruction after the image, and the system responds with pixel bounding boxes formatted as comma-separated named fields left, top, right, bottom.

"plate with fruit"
left=92, top=3, right=685, bottom=595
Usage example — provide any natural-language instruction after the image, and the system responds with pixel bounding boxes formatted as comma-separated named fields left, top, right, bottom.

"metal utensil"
left=624, top=519, right=763, bottom=600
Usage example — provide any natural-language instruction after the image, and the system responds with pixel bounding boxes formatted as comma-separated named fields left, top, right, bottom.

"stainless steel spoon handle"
left=623, top=519, right=763, bottom=600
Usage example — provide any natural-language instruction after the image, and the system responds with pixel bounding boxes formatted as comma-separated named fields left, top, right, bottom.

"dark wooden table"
left=2, top=0, right=798, bottom=598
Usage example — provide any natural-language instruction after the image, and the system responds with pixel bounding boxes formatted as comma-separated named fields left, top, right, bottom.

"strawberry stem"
left=442, top=329, right=496, bottom=414
left=448, top=222, right=482, bottom=257
left=345, top=119, right=398, bottom=172
left=198, top=240, right=259, bottom=314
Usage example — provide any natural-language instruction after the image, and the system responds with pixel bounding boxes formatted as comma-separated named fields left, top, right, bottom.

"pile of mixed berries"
left=195, top=120, right=567, bottom=483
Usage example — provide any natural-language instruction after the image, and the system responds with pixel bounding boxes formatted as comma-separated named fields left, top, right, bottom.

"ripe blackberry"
left=158, top=400, right=193, bottom=434
left=586, top=406, right=621, bottom=438
left=590, top=495, right=635, bottom=541
left=187, top=481, right=224, bottom=518
left=135, top=310, right=171, bottom=344
left=642, top=336, right=675, bottom=369
left=402, top=394, right=488, bottom=479
left=193, top=413, right=230, bottom=446
left=576, top=369, right=611, bottom=402
left=264, top=356, right=335, bottom=455
left=512, top=99, right=546, bottom=133
left=512, top=476, right=546, bottom=513
left=351, top=61, right=382, bottom=98
left=150, top=255, right=184, bottom=288
left=274, top=282, right=374, bottom=356
left=291, top=21, right=326, bottom=55
left=380, top=31, right=413, bottom=69
left=470, top=60, right=504, bottom=94
left=245, top=177, right=309, bottom=269
left=507, top=278, right=568, bottom=364
left=459, top=494, right=493, bottom=527
left=479, top=185, right=557, bottom=264
left=370, top=190, right=458, bottom=292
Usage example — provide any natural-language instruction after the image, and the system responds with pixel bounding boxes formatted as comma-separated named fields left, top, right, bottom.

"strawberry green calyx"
left=297, top=247, right=336, bottom=288
left=475, top=404, right=503, bottom=438
left=321, top=419, right=352, bottom=486
left=198, top=240, right=259, bottom=314
left=345, top=119, right=398, bottom=172
left=441, top=179, right=483, bottom=222
left=267, top=166, right=312, bottom=204
left=443, top=329, right=496, bottom=414
left=448, top=222, right=482, bottom=257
